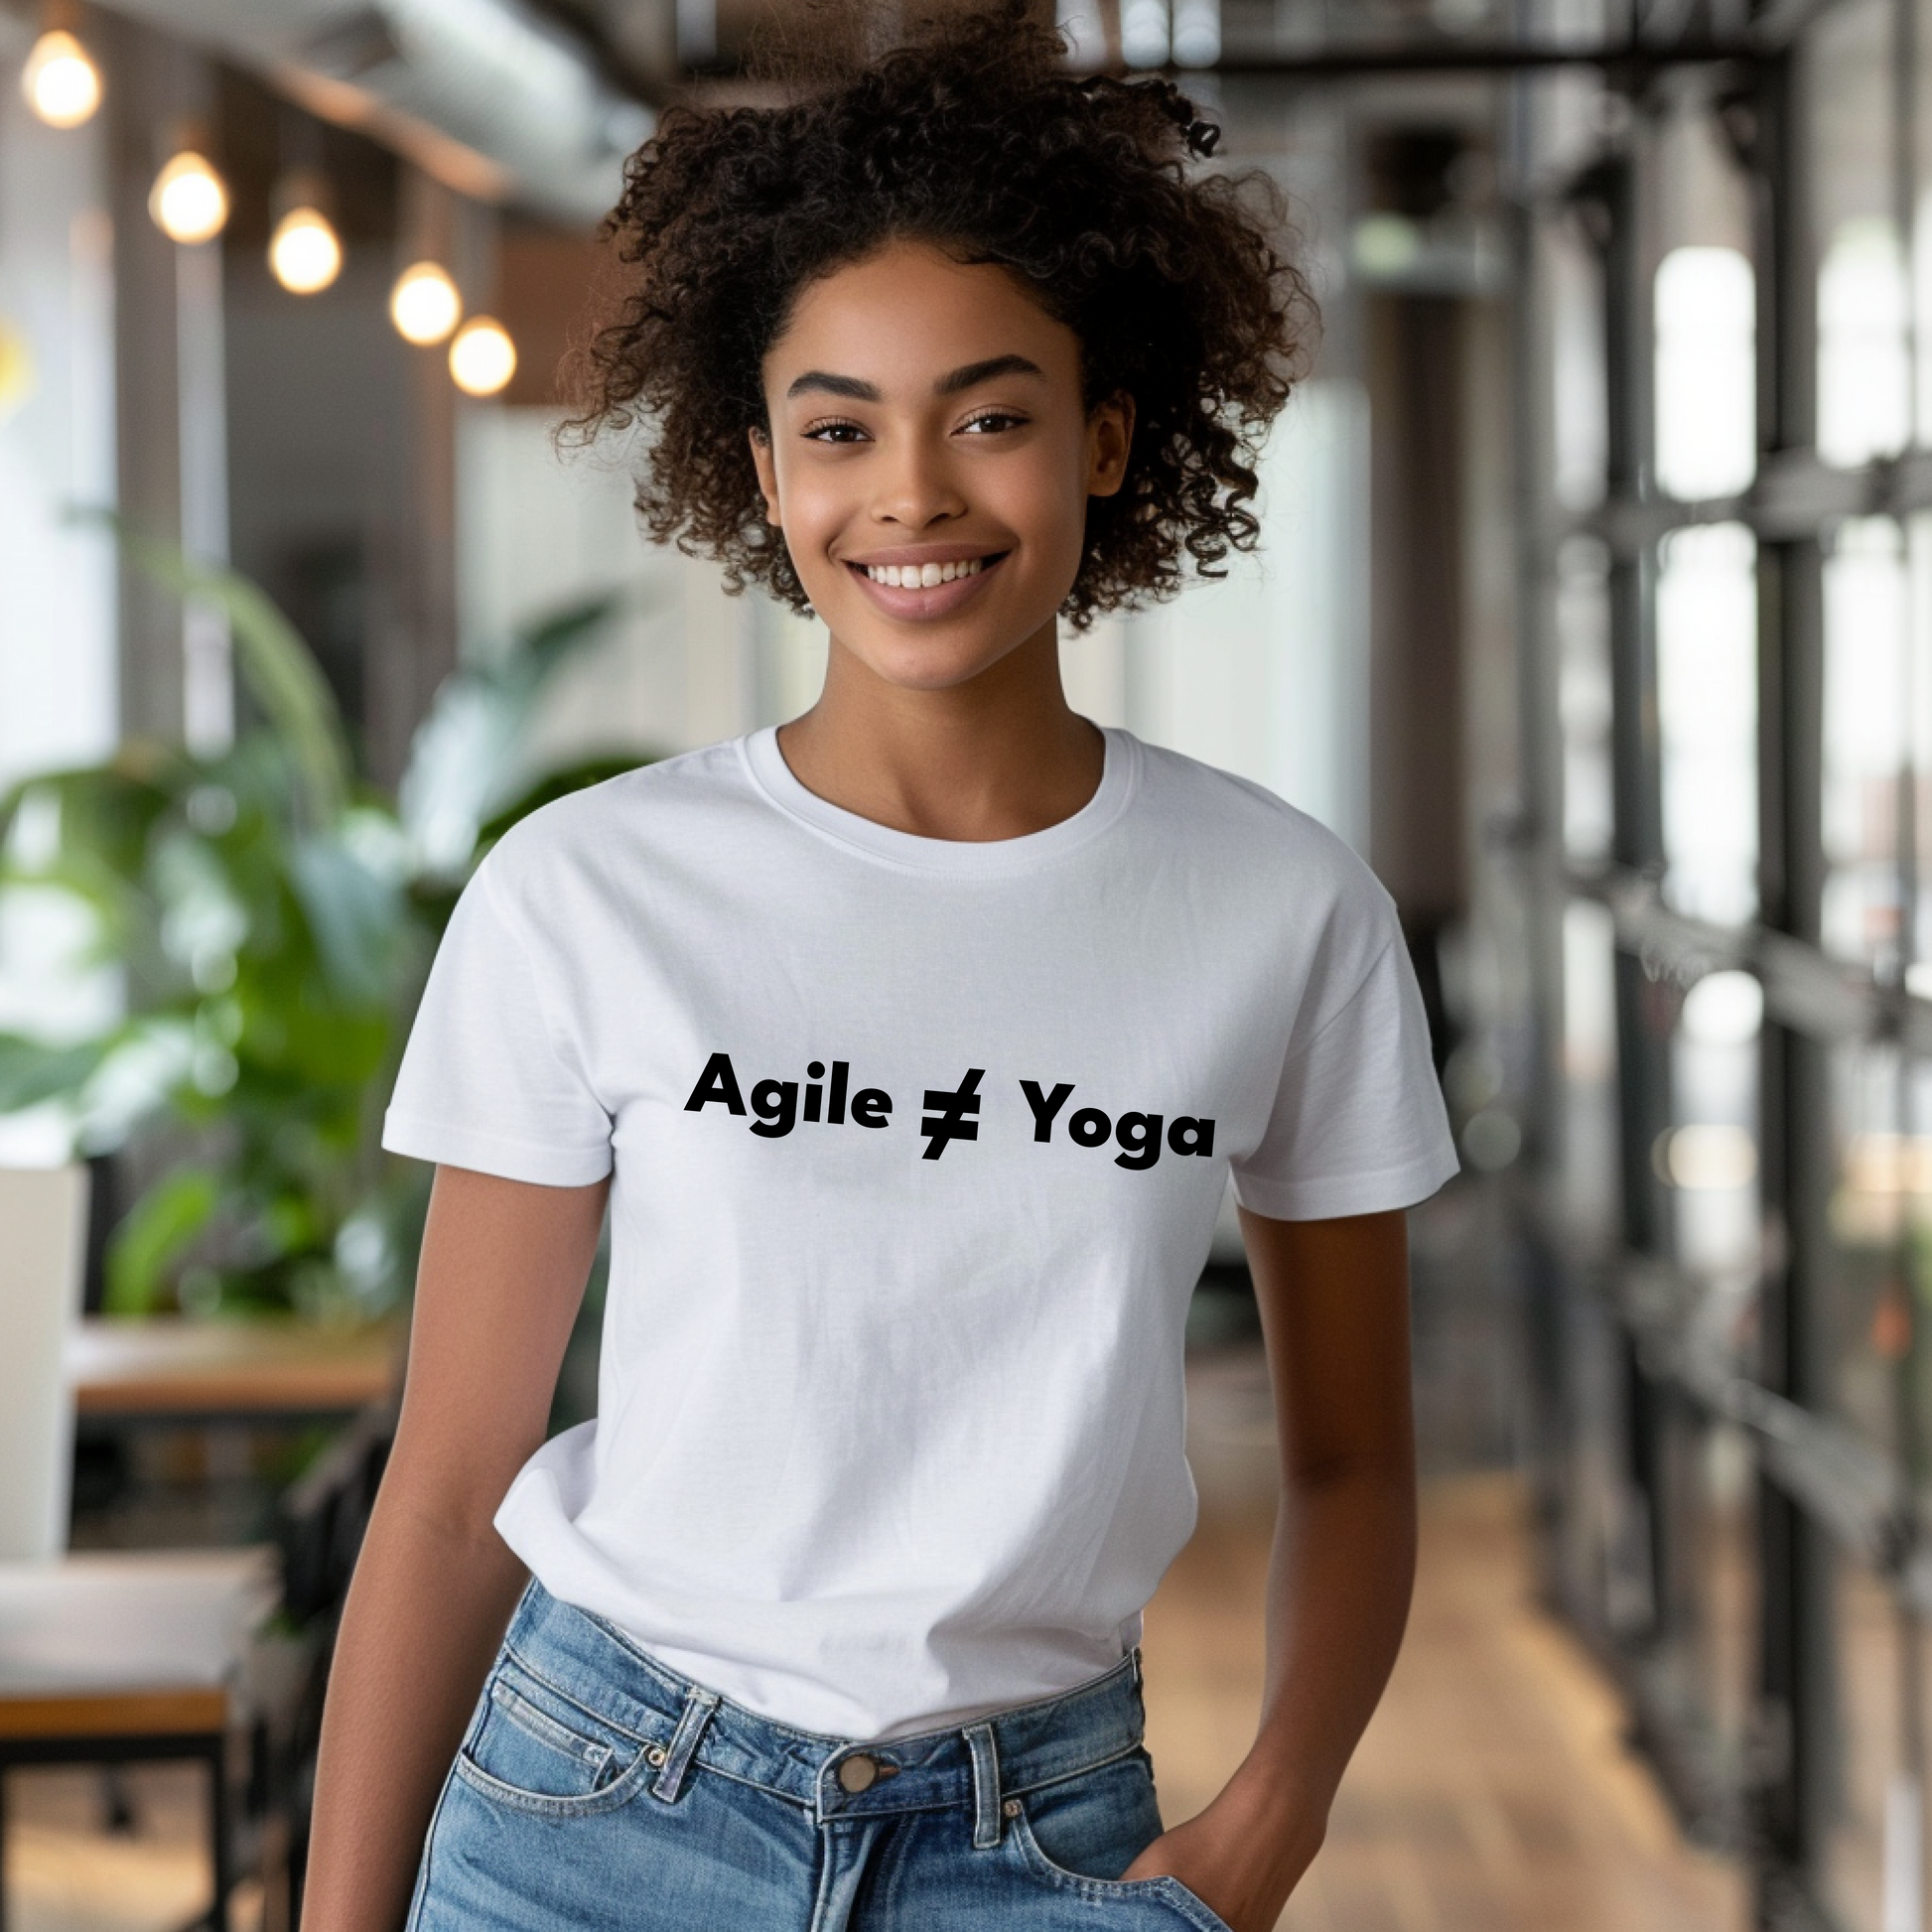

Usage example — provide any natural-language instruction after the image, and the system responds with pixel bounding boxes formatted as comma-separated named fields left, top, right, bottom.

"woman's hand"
left=1120, top=1765, right=1327, bottom=1930
left=1121, top=1206, right=1418, bottom=1932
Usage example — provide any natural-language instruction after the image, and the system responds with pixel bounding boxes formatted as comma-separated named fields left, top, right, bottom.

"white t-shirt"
left=383, top=727, right=1456, bottom=1739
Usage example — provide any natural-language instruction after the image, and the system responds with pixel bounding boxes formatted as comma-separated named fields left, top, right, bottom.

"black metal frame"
left=1505, top=0, right=1927, bottom=1920
left=1200, top=0, right=1932, bottom=1915
left=1138, top=0, right=1920, bottom=1911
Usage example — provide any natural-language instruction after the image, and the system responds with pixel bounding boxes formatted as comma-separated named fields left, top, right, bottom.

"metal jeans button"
left=837, top=1753, right=880, bottom=1793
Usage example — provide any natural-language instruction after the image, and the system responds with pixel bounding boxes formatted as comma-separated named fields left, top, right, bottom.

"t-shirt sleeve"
left=1230, top=903, right=1459, bottom=1221
left=381, top=859, right=614, bottom=1187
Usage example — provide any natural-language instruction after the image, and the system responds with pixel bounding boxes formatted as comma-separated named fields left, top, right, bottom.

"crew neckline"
left=739, top=725, right=1139, bottom=875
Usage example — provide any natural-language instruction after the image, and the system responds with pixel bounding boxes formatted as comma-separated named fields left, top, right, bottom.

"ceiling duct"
left=103, top=0, right=653, bottom=223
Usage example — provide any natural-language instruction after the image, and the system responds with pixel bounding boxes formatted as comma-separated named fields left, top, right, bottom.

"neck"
left=774, top=617, right=1106, bottom=841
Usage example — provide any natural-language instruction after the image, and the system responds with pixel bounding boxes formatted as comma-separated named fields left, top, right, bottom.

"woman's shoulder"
left=469, top=739, right=755, bottom=911
left=1128, top=737, right=1387, bottom=907
left=488, top=740, right=748, bottom=855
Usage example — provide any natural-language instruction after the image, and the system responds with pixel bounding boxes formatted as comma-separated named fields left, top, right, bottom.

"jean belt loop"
left=1131, top=1646, right=1144, bottom=1690
left=651, top=1686, right=721, bottom=1804
left=964, top=1722, right=1004, bottom=1851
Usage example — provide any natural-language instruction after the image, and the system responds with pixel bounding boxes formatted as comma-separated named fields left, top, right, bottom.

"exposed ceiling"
left=103, top=0, right=657, bottom=222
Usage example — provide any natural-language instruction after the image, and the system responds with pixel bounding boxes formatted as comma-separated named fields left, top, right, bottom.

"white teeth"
left=865, top=557, right=985, bottom=588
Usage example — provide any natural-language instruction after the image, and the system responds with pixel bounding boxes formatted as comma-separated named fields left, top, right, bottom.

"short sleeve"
left=1230, top=913, right=1459, bottom=1221
left=382, top=860, right=614, bottom=1186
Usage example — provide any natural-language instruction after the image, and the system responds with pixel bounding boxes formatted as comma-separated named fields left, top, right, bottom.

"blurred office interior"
left=0, top=0, right=1928, bottom=1925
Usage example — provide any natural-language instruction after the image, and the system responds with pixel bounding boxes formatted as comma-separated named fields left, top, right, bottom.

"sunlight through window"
left=1819, top=218, right=1909, bottom=470
left=1654, top=246, right=1754, bottom=500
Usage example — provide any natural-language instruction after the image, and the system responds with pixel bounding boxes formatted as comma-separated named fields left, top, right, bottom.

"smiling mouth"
left=846, top=551, right=1009, bottom=591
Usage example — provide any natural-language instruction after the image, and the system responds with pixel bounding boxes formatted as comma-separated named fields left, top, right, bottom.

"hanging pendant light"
left=268, top=171, right=343, bottom=295
left=390, top=261, right=463, bottom=345
left=21, top=25, right=101, bottom=129
left=449, top=316, right=516, bottom=396
left=150, top=144, right=229, bottom=245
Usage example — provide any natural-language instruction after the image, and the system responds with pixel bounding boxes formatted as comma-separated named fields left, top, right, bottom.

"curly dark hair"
left=562, top=1, right=1315, bottom=626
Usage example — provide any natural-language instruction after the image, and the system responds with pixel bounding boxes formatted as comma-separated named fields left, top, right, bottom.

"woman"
left=304, top=10, right=1457, bottom=1928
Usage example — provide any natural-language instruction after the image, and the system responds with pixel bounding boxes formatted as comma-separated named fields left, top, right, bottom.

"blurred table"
left=0, top=1548, right=281, bottom=1932
left=67, top=1316, right=402, bottom=1422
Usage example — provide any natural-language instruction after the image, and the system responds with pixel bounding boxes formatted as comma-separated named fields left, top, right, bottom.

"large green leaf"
left=288, top=836, right=403, bottom=1007
left=398, top=593, right=628, bottom=876
left=71, top=510, right=351, bottom=829
left=0, top=750, right=184, bottom=895
left=0, top=1033, right=114, bottom=1111
left=7, top=532, right=662, bottom=1319
left=104, top=1165, right=219, bottom=1313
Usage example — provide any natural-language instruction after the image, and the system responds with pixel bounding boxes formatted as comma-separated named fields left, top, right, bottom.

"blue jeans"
left=409, top=1582, right=1233, bottom=1930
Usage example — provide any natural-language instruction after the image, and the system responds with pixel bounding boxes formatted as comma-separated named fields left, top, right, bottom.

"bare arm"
left=301, top=1164, right=609, bottom=1932
left=1123, top=1207, right=1418, bottom=1931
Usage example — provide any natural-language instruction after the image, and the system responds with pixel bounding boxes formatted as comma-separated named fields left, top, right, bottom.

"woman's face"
left=752, top=239, right=1132, bottom=693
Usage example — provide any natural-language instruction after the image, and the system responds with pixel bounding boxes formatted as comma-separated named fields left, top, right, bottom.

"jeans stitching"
left=1001, top=1738, right=1147, bottom=1799
left=1004, top=1786, right=1237, bottom=1929
left=453, top=1743, right=656, bottom=1819
left=403, top=1757, right=460, bottom=1930
left=490, top=1679, right=615, bottom=1770
left=1008, top=1802, right=1218, bottom=1921
left=579, top=1606, right=1140, bottom=1754
left=499, top=1621, right=1145, bottom=1818
left=501, top=1641, right=666, bottom=1749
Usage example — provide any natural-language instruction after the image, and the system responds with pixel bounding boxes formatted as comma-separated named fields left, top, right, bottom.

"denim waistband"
left=499, top=1583, right=1147, bottom=1831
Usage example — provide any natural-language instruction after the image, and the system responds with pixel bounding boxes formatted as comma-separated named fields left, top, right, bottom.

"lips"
left=844, top=550, right=1008, bottom=620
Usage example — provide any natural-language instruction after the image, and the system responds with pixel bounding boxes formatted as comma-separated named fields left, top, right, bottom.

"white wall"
left=0, top=11, right=118, bottom=791
left=457, top=402, right=757, bottom=761
left=1124, top=378, right=1372, bottom=848
left=0, top=20, right=121, bottom=1164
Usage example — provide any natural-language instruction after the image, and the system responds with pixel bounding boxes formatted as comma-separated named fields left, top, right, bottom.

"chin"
left=828, top=616, right=1021, bottom=691
left=865, top=649, right=1011, bottom=693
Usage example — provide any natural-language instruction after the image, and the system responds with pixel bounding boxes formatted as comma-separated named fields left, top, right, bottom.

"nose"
left=868, top=434, right=966, bottom=532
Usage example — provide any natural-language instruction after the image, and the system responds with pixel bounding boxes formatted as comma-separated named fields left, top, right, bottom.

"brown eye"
left=804, top=418, right=869, bottom=444
left=959, top=411, right=1026, bottom=435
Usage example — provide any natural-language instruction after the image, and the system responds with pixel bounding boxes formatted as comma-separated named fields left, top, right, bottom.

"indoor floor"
left=1143, top=1475, right=1745, bottom=1932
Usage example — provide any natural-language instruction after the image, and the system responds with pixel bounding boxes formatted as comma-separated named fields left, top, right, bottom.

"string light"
left=150, top=150, right=229, bottom=244
left=449, top=317, right=516, bottom=396
left=390, top=261, right=462, bottom=345
left=21, top=28, right=100, bottom=128
left=269, top=205, right=343, bottom=294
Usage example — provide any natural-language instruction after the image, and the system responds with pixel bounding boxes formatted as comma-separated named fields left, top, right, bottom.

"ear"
left=1085, top=393, right=1135, bottom=500
left=749, top=426, right=782, bottom=526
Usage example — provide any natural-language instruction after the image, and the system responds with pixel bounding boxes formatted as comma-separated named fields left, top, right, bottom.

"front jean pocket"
left=1007, top=1802, right=1236, bottom=1932
left=454, top=1654, right=657, bottom=1818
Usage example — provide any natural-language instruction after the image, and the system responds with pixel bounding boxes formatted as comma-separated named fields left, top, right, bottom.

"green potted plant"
left=0, top=529, right=646, bottom=1323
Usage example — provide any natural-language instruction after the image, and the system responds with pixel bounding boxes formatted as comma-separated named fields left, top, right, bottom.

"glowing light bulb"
left=390, top=261, right=462, bottom=345
left=449, top=316, right=515, bottom=397
left=22, top=29, right=100, bottom=128
left=150, top=151, right=229, bottom=244
left=269, top=207, right=343, bottom=294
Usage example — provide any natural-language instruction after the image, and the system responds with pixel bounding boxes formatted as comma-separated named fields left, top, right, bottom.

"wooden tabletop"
left=67, top=1316, right=402, bottom=1420
left=0, top=1548, right=278, bottom=1735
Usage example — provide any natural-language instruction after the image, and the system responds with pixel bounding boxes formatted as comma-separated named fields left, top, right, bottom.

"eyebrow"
left=935, top=353, right=1045, bottom=395
left=785, top=371, right=883, bottom=401
left=784, top=353, right=1047, bottom=402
